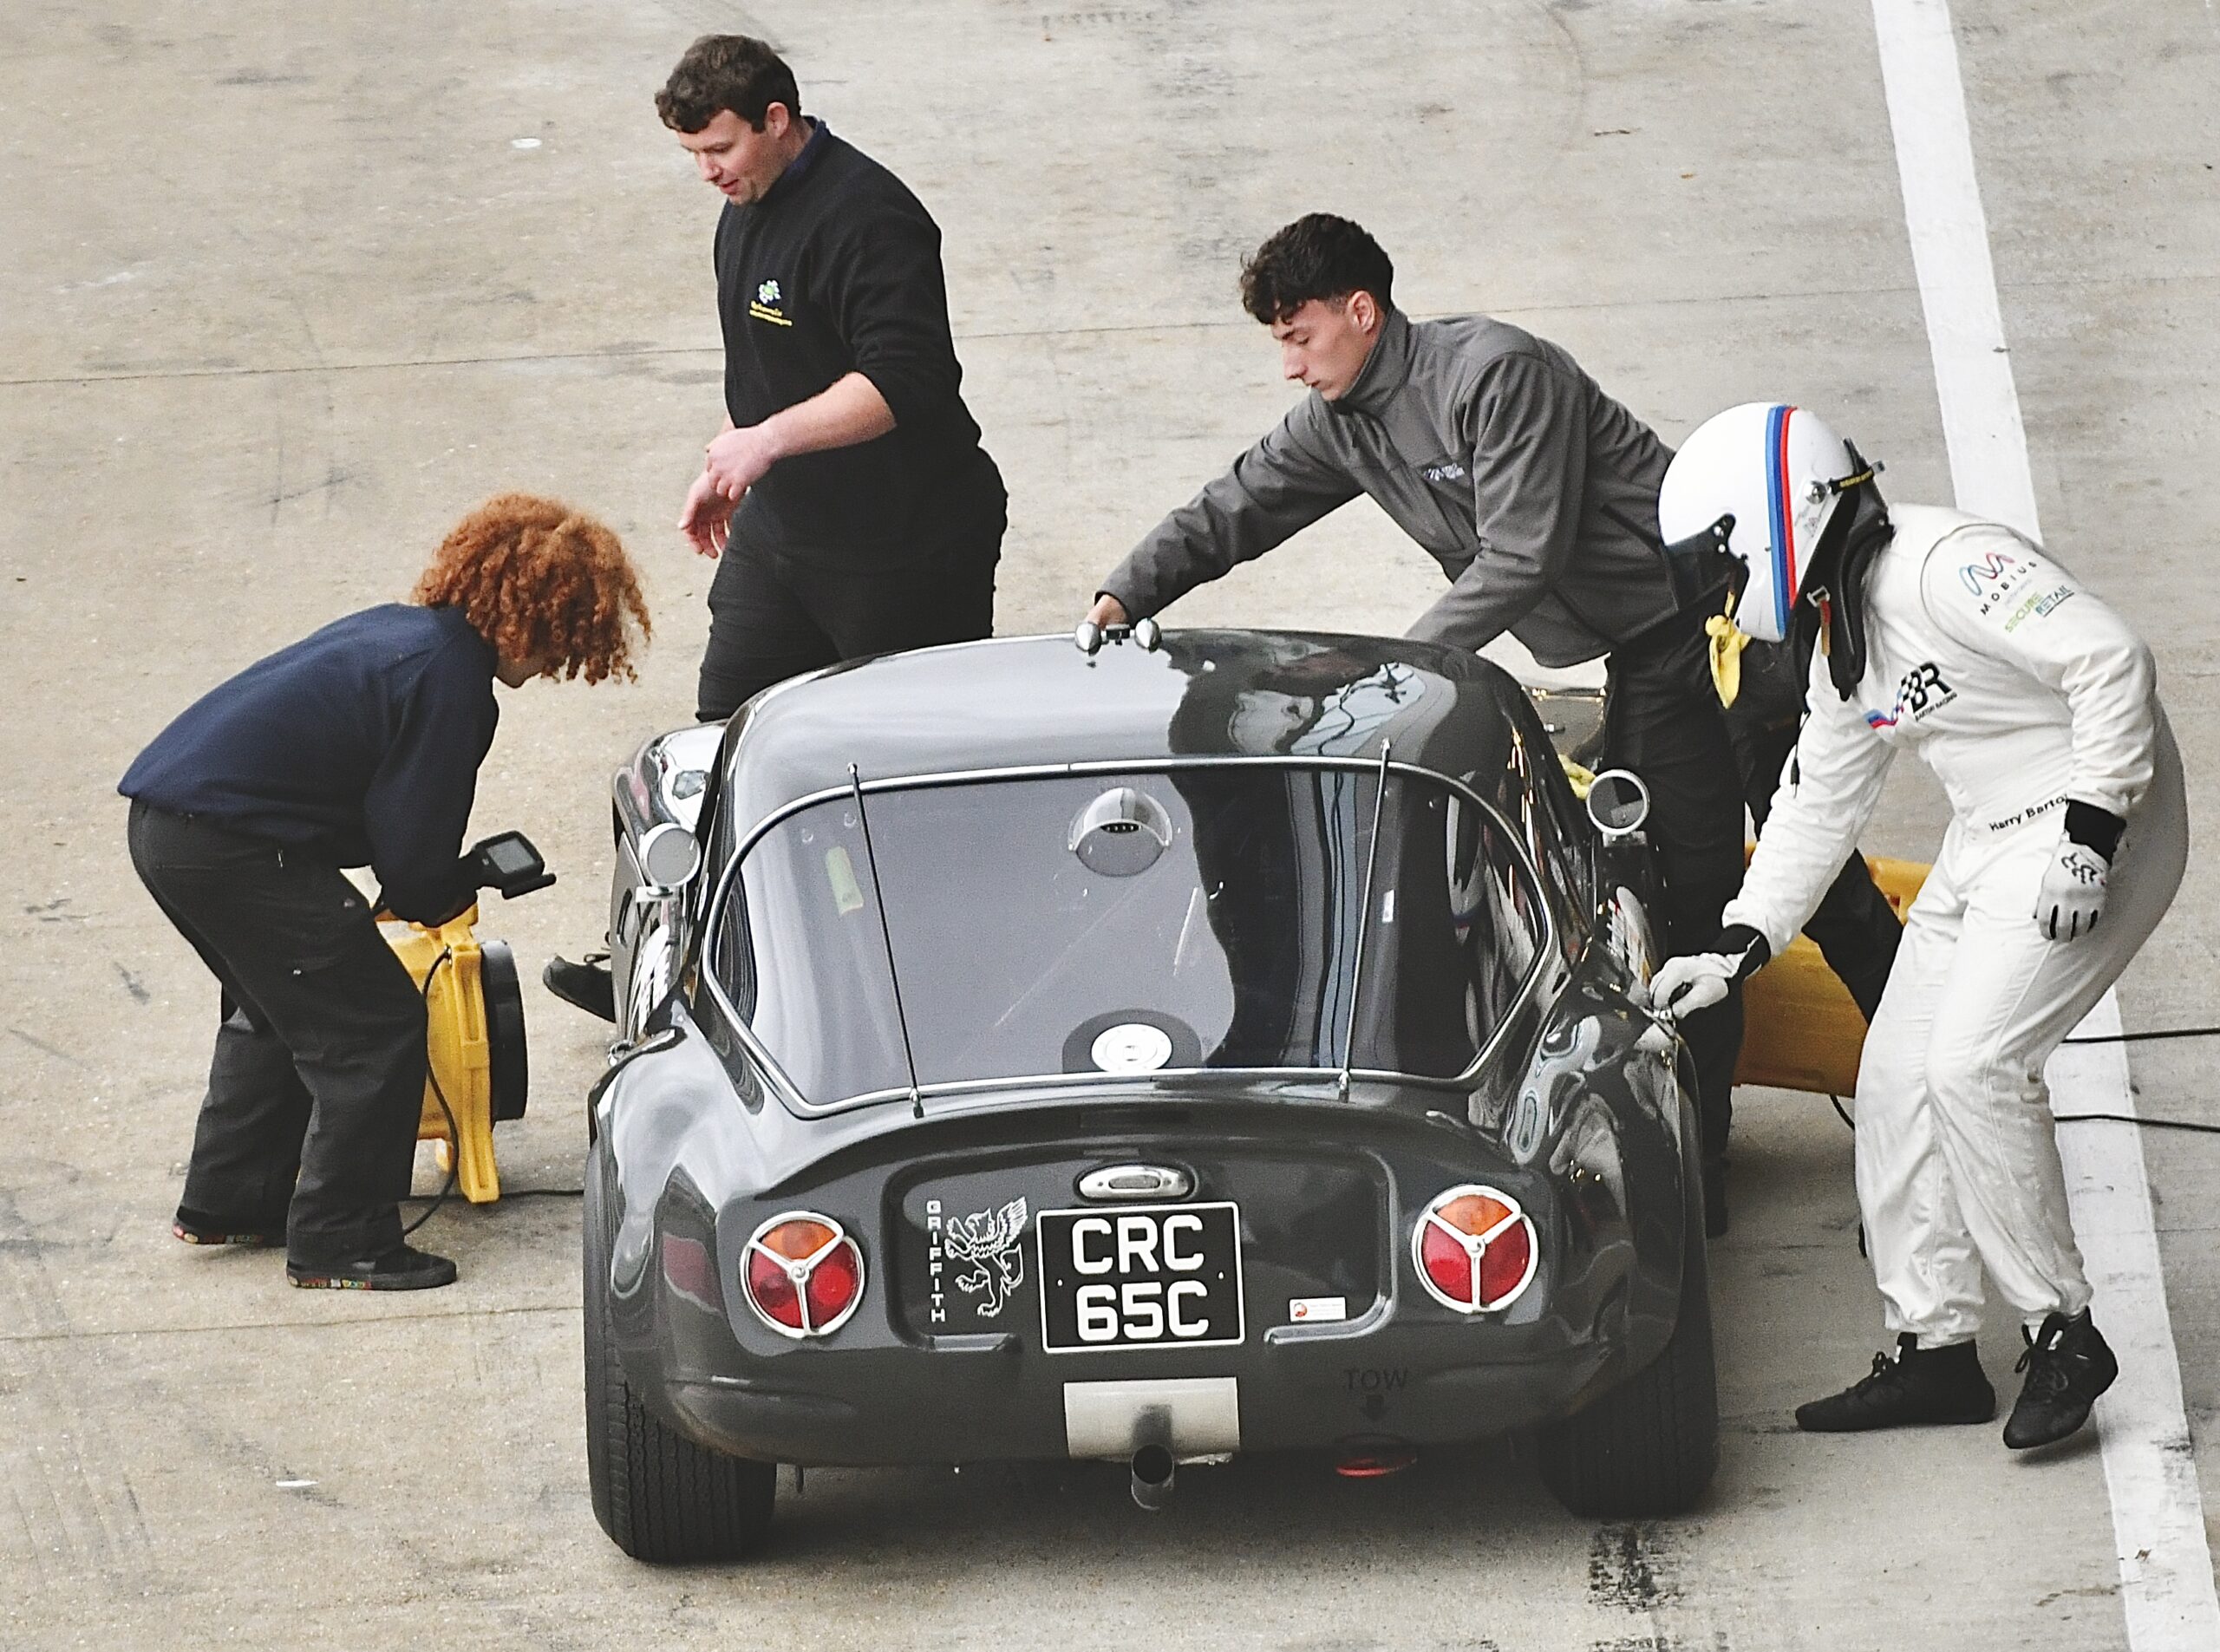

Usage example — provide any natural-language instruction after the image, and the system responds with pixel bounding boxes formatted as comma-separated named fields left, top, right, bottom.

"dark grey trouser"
left=1734, top=719, right=1903, bottom=1022
left=695, top=506, right=1005, bottom=723
left=127, top=801, right=427, bottom=1267
left=1603, top=616, right=1748, bottom=1166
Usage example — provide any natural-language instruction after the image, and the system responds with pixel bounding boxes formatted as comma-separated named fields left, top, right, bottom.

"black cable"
left=1825, top=1089, right=2217, bottom=1136
left=2054, top=1113, right=2220, bottom=1134
left=399, top=1184, right=582, bottom=1205
left=2062, top=1025, right=2220, bottom=1046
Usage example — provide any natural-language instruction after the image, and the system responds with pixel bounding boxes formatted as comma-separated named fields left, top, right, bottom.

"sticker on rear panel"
left=1287, top=1296, right=1347, bottom=1324
left=943, top=1197, right=1028, bottom=1317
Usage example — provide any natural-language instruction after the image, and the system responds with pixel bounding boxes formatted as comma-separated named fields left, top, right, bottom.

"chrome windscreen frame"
left=694, top=754, right=1562, bottom=1118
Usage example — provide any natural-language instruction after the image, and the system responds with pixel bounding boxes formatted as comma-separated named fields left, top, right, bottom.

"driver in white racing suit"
left=1649, top=402, right=2187, bottom=1451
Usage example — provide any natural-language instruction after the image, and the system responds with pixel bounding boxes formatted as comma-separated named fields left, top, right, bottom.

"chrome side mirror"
left=1585, top=768, right=1651, bottom=843
left=637, top=822, right=702, bottom=902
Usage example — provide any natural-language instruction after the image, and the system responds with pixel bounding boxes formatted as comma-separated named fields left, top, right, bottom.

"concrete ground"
left=4, top=2, right=2217, bottom=1648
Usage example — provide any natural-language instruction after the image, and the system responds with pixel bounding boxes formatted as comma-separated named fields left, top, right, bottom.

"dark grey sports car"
left=583, top=626, right=1710, bottom=1562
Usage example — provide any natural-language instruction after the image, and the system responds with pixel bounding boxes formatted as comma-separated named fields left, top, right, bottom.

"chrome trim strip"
left=695, top=756, right=1558, bottom=1116
left=1336, top=740, right=1394, bottom=1101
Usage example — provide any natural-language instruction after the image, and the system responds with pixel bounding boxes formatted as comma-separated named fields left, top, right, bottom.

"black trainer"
left=1795, top=1334, right=1997, bottom=1432
left=2004, top=1309, right=2118, bottom=1450
left=173, top=1206, right=285, bottom=1247
left=287, top=1244, right=458, bottom=1292
left=544, top=953, right=616, bottom=1022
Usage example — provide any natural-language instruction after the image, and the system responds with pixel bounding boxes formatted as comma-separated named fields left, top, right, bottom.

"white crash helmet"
left=1658, top=402, right=1876, bottom=643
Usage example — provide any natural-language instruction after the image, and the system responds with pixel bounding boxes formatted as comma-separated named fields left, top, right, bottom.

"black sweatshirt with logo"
left=715, top=124, right=1003, bottom=566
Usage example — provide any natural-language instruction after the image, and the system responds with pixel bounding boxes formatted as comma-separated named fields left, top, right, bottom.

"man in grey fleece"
left=1084, top=214, right=1747, bottom=1233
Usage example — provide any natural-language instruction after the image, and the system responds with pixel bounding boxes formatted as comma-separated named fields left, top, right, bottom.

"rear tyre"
left=583, top=1145, right=776, bottom=1561
left=1537, top=1171, right=1720, bottom=1518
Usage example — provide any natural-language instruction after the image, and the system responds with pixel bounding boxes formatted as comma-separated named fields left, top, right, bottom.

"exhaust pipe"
left=1129, top=1443, right=1176, bottom=1512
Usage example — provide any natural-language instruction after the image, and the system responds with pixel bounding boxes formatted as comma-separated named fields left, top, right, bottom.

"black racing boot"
left=543, top=953, right=616, bottom=1022
left=1795, top=1335, right=1997, bottom=1432
left=2004, top=1309, right=2118, bottom=1450
left=288, top=1244, right=458, bottom=1292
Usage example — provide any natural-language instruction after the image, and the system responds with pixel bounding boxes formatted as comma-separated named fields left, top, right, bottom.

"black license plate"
left=1036, top=1203, right=1244, bottom=1352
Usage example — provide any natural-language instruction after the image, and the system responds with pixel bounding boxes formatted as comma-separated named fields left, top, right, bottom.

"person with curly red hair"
left=121, top=494, right=650, bottom=1292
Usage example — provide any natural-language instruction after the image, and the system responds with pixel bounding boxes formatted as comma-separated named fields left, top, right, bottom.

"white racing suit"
left=1727, top=505, right=2187, bottom=1345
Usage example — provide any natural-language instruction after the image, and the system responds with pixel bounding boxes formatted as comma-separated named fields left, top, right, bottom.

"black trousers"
left=1734, top=719, right=1903, bottom=1022
left=127, top=802, right=427, bottom=1267
left=695, top=514, right=1005, bottom=722
left=1602, top=617, right=1748, bottom=1164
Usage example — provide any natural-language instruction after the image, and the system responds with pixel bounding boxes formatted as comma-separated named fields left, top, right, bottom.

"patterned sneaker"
left=287, top=1244, right=458, bottom=1291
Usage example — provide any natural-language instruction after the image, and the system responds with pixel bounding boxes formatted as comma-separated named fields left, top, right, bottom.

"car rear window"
left=709, top=766, right=1546, bottom=1105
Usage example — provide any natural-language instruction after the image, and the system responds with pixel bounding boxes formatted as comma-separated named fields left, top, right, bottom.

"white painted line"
left=1871, top=0, right=2040, bottom=539
left=1872, top=3, right=2220, bottom=1645
left=2050, top=1000, right=2220, bottom=1647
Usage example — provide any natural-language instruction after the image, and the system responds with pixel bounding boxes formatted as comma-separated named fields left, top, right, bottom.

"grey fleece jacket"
left=1100, top=308, right=1681, bottom=668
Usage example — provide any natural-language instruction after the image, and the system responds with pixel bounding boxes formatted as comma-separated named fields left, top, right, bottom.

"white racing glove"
left=1649, top=924, right=1771, bottom=1022
left=2034, top=801, right=2124, bottom=942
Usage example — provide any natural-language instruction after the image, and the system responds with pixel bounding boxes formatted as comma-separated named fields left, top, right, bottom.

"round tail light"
left=741, top=1212, right=865, bottom=1338
left=1412, top=1185, right=1538, bottom=1313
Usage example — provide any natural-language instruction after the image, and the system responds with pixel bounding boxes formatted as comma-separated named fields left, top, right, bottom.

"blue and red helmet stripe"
left=1763, top=403, right=1798, bottom=639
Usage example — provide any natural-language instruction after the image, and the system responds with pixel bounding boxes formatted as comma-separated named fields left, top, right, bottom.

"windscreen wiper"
left=848, top=765, right=925, bottom=1119
left=1338, top=741, right=1392, bottom=1102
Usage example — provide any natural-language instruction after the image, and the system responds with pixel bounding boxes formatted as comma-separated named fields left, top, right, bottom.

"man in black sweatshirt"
left=121, top=496, right=650, bottom=1290
left=659, top=35, right=1006, bottom=721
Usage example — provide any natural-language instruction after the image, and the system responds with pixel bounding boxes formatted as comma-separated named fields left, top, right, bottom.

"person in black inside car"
left=544, top=34, right=1008, bottom=1023
left=122, top=496, right=650, bottom=1291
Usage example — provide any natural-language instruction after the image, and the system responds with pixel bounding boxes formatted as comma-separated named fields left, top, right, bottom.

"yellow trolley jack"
left=382, top=832, right=550, bottom=1205
left=1736, top=853, right=1929, bottom=1098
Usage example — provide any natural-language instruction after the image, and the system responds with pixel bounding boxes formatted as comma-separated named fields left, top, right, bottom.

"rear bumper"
left=623, top=1309, right=1634, bottom=1466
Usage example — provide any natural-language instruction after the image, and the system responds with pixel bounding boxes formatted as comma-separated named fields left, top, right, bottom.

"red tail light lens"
left=1412, top=1185, right=1538, bottom=1314
left=741, top=1212, right=865, bottom=1338
left=804, top=1241, right=862, bottom=1326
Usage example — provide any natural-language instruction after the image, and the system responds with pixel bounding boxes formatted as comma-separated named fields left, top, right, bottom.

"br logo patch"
left=1866, top=662, right=1954, bottom=730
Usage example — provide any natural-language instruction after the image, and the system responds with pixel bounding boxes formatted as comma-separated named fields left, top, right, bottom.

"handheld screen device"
left=468, top=831, right=556, bottom=899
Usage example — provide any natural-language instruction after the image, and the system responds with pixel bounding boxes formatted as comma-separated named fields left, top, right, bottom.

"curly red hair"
left=413, top=493, right=651, bottom=684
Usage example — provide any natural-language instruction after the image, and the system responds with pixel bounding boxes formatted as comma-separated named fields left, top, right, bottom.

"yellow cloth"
left=1704, top=586, right=1750, bottom=709
left=1560, top=757, right=1596, bottom=798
